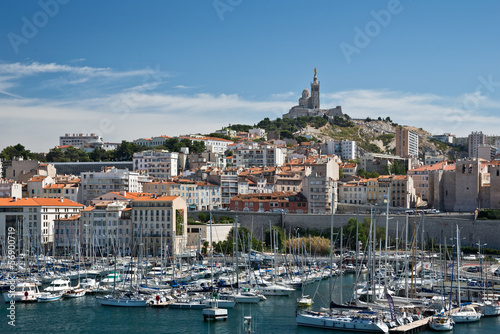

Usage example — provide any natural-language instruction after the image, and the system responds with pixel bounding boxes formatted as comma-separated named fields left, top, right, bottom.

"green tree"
left=197, top=212, right=210, bottom=223
left=0, top=144, right=37, bottom=161
left=115, top=141, right=144, bottom=161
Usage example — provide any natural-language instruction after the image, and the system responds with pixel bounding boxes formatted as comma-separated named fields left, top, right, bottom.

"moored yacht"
left=428, top=314, right=454, bottom=331
left=296, top=310, right=389, bottom=333
left=2, top=281, right=41, bottom=302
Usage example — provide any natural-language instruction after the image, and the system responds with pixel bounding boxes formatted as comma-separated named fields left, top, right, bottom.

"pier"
left=390, top=317, right=429, bottom=334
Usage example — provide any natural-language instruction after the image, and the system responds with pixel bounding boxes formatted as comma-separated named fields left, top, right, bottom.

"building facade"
left=468, top=131, right=487, bottom=158
left=80, top=168, right=141, bottom=205
left=59, top=133, right=103, bottom=147
left=396, top=127, right=419, bottom=158
left=133, top=150, right=179, bottom=179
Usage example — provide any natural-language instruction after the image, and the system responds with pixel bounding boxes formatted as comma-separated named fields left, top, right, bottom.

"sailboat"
left=296, top=204, right=389, bottom=333
left=450, top=226, right=481, bottom=323
left=260, top=224, right=294, bottom=296
left=428, top=244, right=455, bottom=331
left=428, top=313, right=455, bottom=331
left=202, top=209, right=228, bottom=321
left=96, top=226, right=147, bottom=307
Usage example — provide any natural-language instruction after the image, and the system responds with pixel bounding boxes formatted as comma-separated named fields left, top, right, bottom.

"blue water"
left=1, top=277, right=499, bottom=333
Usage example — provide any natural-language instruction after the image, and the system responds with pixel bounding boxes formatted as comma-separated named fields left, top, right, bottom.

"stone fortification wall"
left=190, top=211, right=500, bottom=250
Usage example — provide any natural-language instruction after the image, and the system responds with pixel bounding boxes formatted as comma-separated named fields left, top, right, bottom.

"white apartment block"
left=0, top=197, right=83, bottom=253
left=233, top=144, right=286, bottom=168
left=130, top=196, right=187, bottom=256
left=468, top=131, right=487, bottom=158
left=142, top=181, right=221, bottom=211
left=27, top=175, right=55, bottom=198
left=60, top=133, right=103, bottom=147
left=338, top=180, right=367, bottom=205
left=220, top=168, right=239, bottom=208
left=79, top=201, right=131, bottom=256
left=0, top=179, right=22, bottom=199
left=133, top=150, right=179, bottom=179
left=134, top=136, right=170, bottom=147
left=81, top=168, right=141, bottom=205
left=324, top=140, right=357, bottom=160
left=340, top=140, right=357, bottom=160
left=249, top=128, right=266, bottom=138
left=41, top=183, right=80, bottom=203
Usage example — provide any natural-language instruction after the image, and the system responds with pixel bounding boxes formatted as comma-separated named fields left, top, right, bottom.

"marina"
left=2, top=274, right=500, bottom=333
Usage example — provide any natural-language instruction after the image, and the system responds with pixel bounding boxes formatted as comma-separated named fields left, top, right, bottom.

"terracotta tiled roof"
left=0, top=198, right=83, bottom=207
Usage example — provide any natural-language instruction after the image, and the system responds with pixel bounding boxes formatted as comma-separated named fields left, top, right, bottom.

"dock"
left=389, top=316, right=429, bottom=334
left=390, top=308, right=459, bottom=333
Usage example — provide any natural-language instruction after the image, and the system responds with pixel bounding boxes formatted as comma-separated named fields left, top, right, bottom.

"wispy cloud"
left=0, top=61, right=172, bottom=98
left=2, top=61, right=500, bottom=152
left=327, top=89, right=500, bottom=136
left=270, top=91, right=295, bottom=100
left=69, top=58, right=87, bottom=63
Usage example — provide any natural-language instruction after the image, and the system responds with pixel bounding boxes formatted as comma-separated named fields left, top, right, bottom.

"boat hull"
left=296, top=312, right=389, bottom=333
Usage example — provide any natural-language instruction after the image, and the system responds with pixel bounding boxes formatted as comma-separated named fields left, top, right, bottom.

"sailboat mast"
left=329, top=193, right=334, bottom=310
left=340, top=226, right=343, bottom=305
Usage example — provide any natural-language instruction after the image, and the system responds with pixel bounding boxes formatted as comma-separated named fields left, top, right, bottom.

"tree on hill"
left=227, top=124, right=252, bottom=132
left=114, top=141, right=146, bottom=161
left=0, top=144, right=38, bottom=161
left=46, top=146, right=91, bottom=162
left=164, top=138, right=206, bottom=154
left=208, top=133, right=232, bottom=141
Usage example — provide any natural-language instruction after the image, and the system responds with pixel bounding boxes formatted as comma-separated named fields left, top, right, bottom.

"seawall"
left=189, top=211, right=500, bottom=250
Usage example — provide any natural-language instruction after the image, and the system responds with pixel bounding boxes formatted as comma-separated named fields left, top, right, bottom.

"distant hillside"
left=229, top=116, right=465, bottom=160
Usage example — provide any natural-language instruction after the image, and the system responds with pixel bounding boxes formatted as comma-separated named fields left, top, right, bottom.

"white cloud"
left=2, top=61, right=500, bottom=152
left=327, top=89, right=500, bottom=137
left=270, top=91, right=295, bottom=100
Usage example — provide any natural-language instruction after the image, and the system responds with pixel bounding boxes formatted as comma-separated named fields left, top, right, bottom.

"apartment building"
left=230, top=191, right=308, bottom=213
left=59, top=133, right=103, bottom=148
left=468, top=131, right=487, bottom=158
left=142, top=180, right=221, bottom=210
left=0, top=197, right=84, bottom=253
left=130, top=195, right=187, bottom=256
left=232, top=144, right=286, bottom=168
left=80, top=168, right=141, bottom=205
left=133, top=150, right=179, bottom=179
left=396, top=127, right=419, bottom=158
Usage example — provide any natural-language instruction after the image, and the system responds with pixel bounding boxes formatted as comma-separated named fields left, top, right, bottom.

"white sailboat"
left=296, top=207, right=389, bottom=333
left=202, top=209, right=228, bottom=321
left=428, top=314, right=455, bottom=331
left=450, top=226, right=482, bottom=323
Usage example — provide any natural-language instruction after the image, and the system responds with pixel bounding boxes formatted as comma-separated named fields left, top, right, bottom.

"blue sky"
left=1, top=0, right=500, bottom=151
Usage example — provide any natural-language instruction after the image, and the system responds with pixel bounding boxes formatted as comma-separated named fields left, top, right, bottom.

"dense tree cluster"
left=0, top=138, right=207, bottom=164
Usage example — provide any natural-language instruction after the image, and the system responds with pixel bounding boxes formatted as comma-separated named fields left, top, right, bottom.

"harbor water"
left=2, top=275, right=500, bottom=333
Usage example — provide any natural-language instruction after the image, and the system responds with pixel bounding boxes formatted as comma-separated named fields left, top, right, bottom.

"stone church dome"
left=301, top=88, right=310, bottom=99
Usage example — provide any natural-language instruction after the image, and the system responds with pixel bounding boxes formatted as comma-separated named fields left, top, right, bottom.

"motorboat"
left=37, top=292, right=63, bottom=302
left=2, top=281, right=41, bottom=302
left=44, top=278, right=71, bottom=293
left=428, top=314, right=454, bottom=331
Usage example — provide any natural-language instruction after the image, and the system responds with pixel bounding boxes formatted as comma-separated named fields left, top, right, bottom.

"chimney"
left=59, top=197, right=64, bottom=202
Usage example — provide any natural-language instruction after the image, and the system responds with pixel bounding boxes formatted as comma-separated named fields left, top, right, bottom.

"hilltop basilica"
left=283, top=69, right=343, bottom=120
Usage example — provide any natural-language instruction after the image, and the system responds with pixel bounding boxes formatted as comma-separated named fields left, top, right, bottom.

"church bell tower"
left=310, top=68, right=320, bottom=109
